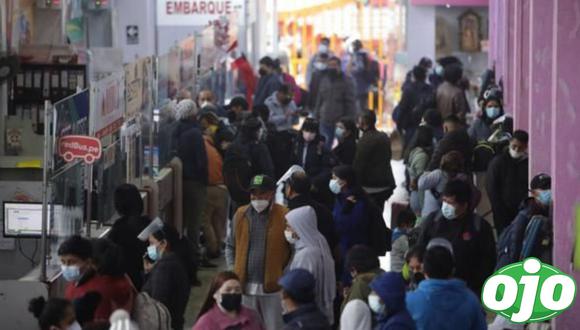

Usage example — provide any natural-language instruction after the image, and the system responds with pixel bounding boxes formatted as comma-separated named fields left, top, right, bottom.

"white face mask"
left=509, top=147, right=526, bottom=160
left=200, top=101, right=211, bottom=109
left=67, top=321, right=82, bottom=330
left=329, top=179, right=343, bottom=195
left=368, top=295, right=385, bottom=315
left=284, top=230, right=298, bottom=244
left=302, top=131, right=316, bottom=142
left=251, top=200, right=270, bottom=213
left=318, top=44, right=329, bottom=54
left=441, top=201, right=457, bottom=220
left=314, top=62, right=327, bottom=71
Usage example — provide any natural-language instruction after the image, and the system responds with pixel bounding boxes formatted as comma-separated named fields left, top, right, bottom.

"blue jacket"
left=283, top=303, right=331, bottom=330
left=371, top=272, right=416, bottom=330
left=406, top=279, right=487, bottom=330
left=173, top=120, right=208, bottom=183
left=254, top=73, right=282, bottom=106
left=375, top=310, right=416, bottom=330
left=333, top=191, right=370, bottom=258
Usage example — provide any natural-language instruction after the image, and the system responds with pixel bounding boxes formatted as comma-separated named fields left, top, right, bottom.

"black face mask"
left=259, top=68, right=268, bottom=76
left=220, top=293, right=242, bottom=312
left=411, top=272, right=425, bottom=285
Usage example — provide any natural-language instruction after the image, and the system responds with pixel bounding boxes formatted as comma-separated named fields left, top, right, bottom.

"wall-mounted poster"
left=90, top=72, right=125, bottom=139
left=459, top=10, right=481, bottom=52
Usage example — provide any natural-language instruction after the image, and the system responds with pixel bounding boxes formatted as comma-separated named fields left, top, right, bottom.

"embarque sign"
left=157, top=0, right=244, bottom=26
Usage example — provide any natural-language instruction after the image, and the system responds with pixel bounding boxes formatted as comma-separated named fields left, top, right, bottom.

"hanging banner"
left=156, top=0, right=244, bottom=26
left=90, top=72, right=125, bottom=139
left=125, top=57, right=153, bottom=118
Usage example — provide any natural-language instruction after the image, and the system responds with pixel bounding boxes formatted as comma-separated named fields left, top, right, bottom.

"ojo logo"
left=482, top=258, right=576, bottom=323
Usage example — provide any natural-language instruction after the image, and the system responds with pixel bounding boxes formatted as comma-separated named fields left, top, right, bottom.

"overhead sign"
left=90, top=72, right=125, bottom=138
left=59, top=135, right=102, bottom=164
left=156, top=0, right=244, bottom=26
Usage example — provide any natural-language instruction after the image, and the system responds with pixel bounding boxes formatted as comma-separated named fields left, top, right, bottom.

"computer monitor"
left=3, top=202, right=56, bottom=238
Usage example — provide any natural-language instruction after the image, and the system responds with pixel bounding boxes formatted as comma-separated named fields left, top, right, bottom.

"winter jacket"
left=371, top=273, right=416, bottom=330
left=406, top=279, right=487, bottom=330
left=333, top=191, right=371, bottom=259
left=390, top=229, right=409, bottom=272
left=341, top=268, right=384, bottom=313
left=468, top=118, right=493, bottom=142
left=427, top=129, right=474, bottom=171
left=291, top=136, right=335, bottom=193
left=486, top=150, right=529, bottom=234
left=396, top=81, right=433, bottom=130
left=283, top=303, right=331, bottom=330
left=108, top=215, right=151, bottom=290
left=436, top=81, right=469, bottom=122
left=314, top=72, right=357, bottom=125
left=288, top=194, right=339, bottom=252
left=193, top=305, right=264, bottom=330
left=375, top=310, right=416, bottom=330
left=265, top=92, right=298, bottom=131
left=254, top=73, right=282, bottom=106
left=354, top=129, right=396, bottom=190
left=173, top=120, right=208, bottom=183
left=142, top=252, right=191, bottom=330
left=407, top=147, right=430, bottom=214
left=417, top=170, right=448, bottom=218
left=416, top=211, right=496, bottom=296
left=333, top=135, right=357, bottom=166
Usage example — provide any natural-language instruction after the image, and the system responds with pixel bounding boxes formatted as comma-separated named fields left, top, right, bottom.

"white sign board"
left=156, top=0, right=244, bottom=26
left=90, top=72, right=125, bottom=139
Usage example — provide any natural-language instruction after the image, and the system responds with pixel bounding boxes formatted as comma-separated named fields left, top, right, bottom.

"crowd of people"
left=28, top=41, right=553, bottom=330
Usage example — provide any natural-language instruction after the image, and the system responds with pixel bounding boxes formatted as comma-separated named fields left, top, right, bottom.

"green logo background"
left=481, top=258, right=577, bottom=323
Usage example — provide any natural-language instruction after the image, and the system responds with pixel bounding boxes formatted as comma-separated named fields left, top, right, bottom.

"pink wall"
left=411, top=0, right=488, bottom=5
left=489, top=0, right=580, bottom=328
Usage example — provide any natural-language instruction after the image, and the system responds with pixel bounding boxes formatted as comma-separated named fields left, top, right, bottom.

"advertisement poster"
left=156, top=0, right=244, bottom=26
left=125, top=57, right=154, bottom=118
left=53, top=90, right=90, bottom=170
left=90, top=72, right=125, bottom=139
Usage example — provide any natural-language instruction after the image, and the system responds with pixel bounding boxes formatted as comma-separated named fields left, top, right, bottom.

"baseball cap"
left=278, top=269, right=316, bottom=303
left=530, top=173, right=551, bottom=190
left=226, top=96, right=249, bottom=111
left=249, top=174, right=276, bottom=192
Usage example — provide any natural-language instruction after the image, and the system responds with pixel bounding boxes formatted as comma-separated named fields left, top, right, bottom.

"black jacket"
left=353, top=129, right=396, bottom=189
left=291, top=136, right=335, bottom=191
left=397, top=81, right=433, bottom=130
left=142, top=252, right=191, bottom=330
left=332, top=136, right=357, bottom=166
left=282, top=303, right=331, bottom=330
left=428, top=129, right=474, bottom=171
left=108, top=215, right=151, bottom=290
left=288, top=194, right=339, bottom=252
left=417, top=211, right=496, bottom=296
left=173, top=120, right=208, bottom=183
left=255, top=73, right=282, bottom=106
left=486, top=150, right=529, bottom=233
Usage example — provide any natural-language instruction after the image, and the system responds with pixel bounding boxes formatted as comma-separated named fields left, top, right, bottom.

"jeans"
left=320, top=122, right=336, bottom=150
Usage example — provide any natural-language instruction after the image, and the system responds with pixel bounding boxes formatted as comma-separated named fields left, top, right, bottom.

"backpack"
left=223, top=143, right=254, bottom=204
left=131, top=292, right=172, bottom=330
left=410, top=90, right=436, bottom=128
left=367, top=200, right=392, bottom=256
left=520, top=215, right=552, bottom=263
left=472, top=141, right=496, bottom=172
left=430, top=173, right=482, bottom=211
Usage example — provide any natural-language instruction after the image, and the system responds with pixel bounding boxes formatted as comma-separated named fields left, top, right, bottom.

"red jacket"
left=65, top=272, right=134, bottom=322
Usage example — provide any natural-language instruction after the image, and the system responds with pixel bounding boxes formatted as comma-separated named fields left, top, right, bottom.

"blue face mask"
left=61, top=265, right=81, bottom=282
left=335, top=127, right=345, bottom=140
left=486, top=107, right=501, bottom=119
left=147, top=245, right=160, bottom=261
left=441, top=202, right=457, bottom=220
left=538, top=190, right=552, bottom=206
left=329, top=179, right=343, bottom=195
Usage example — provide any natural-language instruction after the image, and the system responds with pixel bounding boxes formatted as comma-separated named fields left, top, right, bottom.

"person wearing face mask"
left=285, top=206, right=336, bottom=324
left=29, top=297, right=82, bottom=330
left=142, top=224, right=191, bottom=330
left=436, top=63, right=469, bottom=122
left=416, top=180, right=496, bottom=297
left=341, top=245, right=383, bottom=313
left=59, top=236, right=134, bottom=324
left=332, top=118, right=358, bottom=166
left=291, top=118, right=335, bottom=208
left=254, top=56, right=282, bottom=107
left=367, top=272, right=416, bottom=330
left=278, top=269, right=331, bottom=330
left=486, top=130, right=529, bottom=234
left=469, top=85, right=505, bottom=142
left=306, top=37, right=333, bottom=86
left=194, top=271, right=264, bottom=330
left=406, top=243, right=487, bottom=330
left=197, top=89, right=227, bottom=117
left=225, top=174, right=290, bottom=329
left=265, top=83, right=298, bottom=132
left=314, top=56, right=357, bottom=150
left=403, top=247, right=425, bottom=291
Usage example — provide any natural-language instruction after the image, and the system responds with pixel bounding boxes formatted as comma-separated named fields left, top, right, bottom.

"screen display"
left=3, top=203, right=58, bottom=237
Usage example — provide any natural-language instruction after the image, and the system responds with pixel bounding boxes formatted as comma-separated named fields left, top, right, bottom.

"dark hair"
left=58, top=235, right=93, bottom=260
left=338, top=118, right=358, bottom=138
left=423, top=246, right=454, bottom=279
left=413, top=65, right=427, bottom=82
left=345, top=245, right=380, bottom=273
left=423, top=109, right=442, bottom=128
left=513, top=130, right=529, bottom=144
left=197, top=271, right=240, bottom=320
left=29, top=297, right=72, bottom=330
left=91, top=239, right=126, bottom=277
left=199, top=111, right=220, bottom=126
left=278, top=83, right=292, bottom=94
left=288, top=171, right=311, bottom=195
left=151, top=223, right=196, bottom=283
left=404, top=126, right=434, bottom=163
left=444, top=63, right=463, bottom=84
left=252, top=104, right=270, bottom=123
left=396, top=208, right=416, bottom=228
left=405, top=246, right=424, bottom=264
left=359, top=110, right=377, bottom=128
left=328, top=56, right=341, bottom=66
left=333, top=165, right=357, bottom=188
left=443, top=179, right=472, bottom=205
left=320, top=37, right=330, bottom=45
left=419, top=57, right=433, bottom=69
left=151, top=224, right=180, bottom=251
left=440, top=151, right=465, bottom=176
left=240, top=117, right=262, bottom=142
left=114, top=184, right=143, bottom=217
left=259, top=56, right=275, bottom=68
left=301, top=118, right=320, bottom=133
left=443, top=114, right=462, bottom=125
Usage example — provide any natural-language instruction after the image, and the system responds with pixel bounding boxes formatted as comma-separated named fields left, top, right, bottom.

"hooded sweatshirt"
left=286, top=206, right=336, bottom=324
left=406, top=279, right=487, bottom=330
left=369, top=272, right=415, bottom=330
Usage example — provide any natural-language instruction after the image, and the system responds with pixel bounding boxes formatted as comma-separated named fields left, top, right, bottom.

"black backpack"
left=520, top=215, right=552, bottom=264
left=472, top=141, right=496, bottom=172
left=223, top=143, right=253, bottom=204
left=367, top=200, right=392, bottom=256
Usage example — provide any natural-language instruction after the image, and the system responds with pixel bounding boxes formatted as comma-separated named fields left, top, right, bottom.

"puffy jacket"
left=406, top=279, right=487, bottom=330
left=427, top=129, right=474, bottom=171
left=354, top=129, right=396, bottom=189
left=282, top=303, right=331, bottom=330
left=314, top=72, right=357, bottom=125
